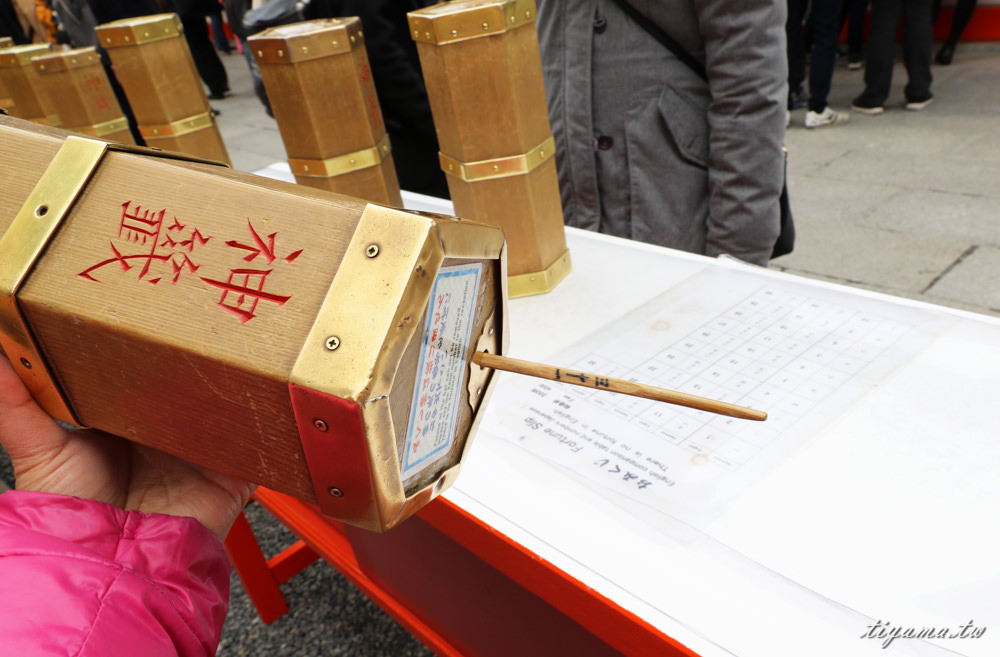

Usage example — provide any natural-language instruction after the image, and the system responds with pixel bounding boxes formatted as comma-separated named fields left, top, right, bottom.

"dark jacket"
left=86, top=0, right=161, bottom=24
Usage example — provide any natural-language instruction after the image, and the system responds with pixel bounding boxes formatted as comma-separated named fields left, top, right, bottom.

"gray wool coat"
left=535, top=0, right=788, bottom=266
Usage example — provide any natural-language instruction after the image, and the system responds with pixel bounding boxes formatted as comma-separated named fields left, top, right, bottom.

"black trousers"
left=181, top=13, right=229, bottom=97
left=857, top=0, right=933, bottom=105
left=844, top=0, right=870, bottom=57
left=0, top=0, right=28, bottom=43
left=933, top=0, right=978, bottom=47
left=787, top=0, right=847, bottom=112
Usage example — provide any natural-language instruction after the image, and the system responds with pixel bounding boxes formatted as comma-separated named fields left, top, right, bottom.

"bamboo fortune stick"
left=472, top=351, right=767, bottom=422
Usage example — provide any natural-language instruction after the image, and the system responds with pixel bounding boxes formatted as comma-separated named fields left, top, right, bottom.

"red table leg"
left=224, top=506, right=320, bottom=624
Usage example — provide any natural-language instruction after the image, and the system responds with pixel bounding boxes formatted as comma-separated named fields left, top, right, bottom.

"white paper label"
left=401, top=263, right=482, bottom=479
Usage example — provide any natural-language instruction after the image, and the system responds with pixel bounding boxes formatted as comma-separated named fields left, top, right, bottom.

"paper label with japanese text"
left=402, top=263, right=482, bottom=479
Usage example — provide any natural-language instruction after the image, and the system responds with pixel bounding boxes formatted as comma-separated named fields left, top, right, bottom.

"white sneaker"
left=805, top=107, right=850, bottom=129
left=905, top=96, right=934, bottom=111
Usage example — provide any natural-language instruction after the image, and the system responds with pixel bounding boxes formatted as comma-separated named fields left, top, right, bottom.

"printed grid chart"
left=555, top=286, right=913, bottom=469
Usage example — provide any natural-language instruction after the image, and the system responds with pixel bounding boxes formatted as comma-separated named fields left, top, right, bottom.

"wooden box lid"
left=0, top=43, right=52, bottom=68
left=408, top=0, right=537, bottom=45
left=250, top=16, right=363, bottom=64
left=30, top=45, right=102, bottom=72
left=95, top=12, right=183, bottom=49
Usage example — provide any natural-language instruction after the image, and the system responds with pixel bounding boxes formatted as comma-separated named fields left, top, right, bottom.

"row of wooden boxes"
left=1, top=0, right=568, bottom=296
left=252, top=1, right=569, bottom=297
left=0, top=15, right=229, bottom=165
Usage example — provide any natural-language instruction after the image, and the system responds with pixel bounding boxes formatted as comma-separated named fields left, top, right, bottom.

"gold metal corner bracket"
left=507, top=248, right=572, bottom=298
left=288, top=204, right=445, bottom=529
left=0, top=136, right=109, bottom=426
left=0, top=135, right=228, bottom=427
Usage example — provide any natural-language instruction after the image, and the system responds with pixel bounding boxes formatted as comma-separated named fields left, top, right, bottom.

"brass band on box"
left=288, top=133, right=392, bottom=179
left=138, top=110, right=215, bottom=139
left=76, top=116, right=131, bottom=139
left=439, top=135, right=555, bottom=183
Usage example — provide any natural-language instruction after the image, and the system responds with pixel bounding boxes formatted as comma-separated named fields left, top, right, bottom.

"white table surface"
left=257, top=168, right=999, bottom=656
left=446, top=228, right=1000, bottom=657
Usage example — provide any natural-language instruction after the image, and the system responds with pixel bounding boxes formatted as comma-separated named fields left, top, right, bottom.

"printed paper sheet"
left=492, top=262, right=953, bottom=528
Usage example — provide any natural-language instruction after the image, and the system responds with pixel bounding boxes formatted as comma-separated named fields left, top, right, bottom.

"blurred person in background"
left=933, top=0, right=978, bottom=65
left=535, top=0, right=788, bottom=266
left=787, top=0, right=851, bottom=128
left=851, top=0, right=934, bottom=114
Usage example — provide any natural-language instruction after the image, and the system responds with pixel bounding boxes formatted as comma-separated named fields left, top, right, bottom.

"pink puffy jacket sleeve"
left=0, top=490, right=231, bottom=657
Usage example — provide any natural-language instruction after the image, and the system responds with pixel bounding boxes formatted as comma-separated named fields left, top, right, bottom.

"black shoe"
left=788, top=86, right=809, bottom=110
left=851, top=95, right=885, bottom=115
left=936, top=44, right=955, bottom=65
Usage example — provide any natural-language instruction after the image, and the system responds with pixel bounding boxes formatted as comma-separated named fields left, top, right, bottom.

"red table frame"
left=225, top=487, right=699, bottom=657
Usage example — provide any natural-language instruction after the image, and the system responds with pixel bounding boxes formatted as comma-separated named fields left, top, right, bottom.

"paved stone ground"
left=777, top=42, right=1000, bottom=318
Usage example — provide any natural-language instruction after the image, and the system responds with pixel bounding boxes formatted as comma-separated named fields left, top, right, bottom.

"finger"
left=0, top=355, right=68, bottom=459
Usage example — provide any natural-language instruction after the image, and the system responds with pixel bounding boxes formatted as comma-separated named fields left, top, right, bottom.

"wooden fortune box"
left=0, top=43, right=58, bottom=125
left=0, top=37, right=13, bottom=111
left=94, top=13, right=230, bottom=165
left=0, top=115, right=507, bottom=532
left=408, top=0, right=570, bottom=297
left=31, top=47, right=134, bottom=144
left=250, top=18, right=403, bottom=206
